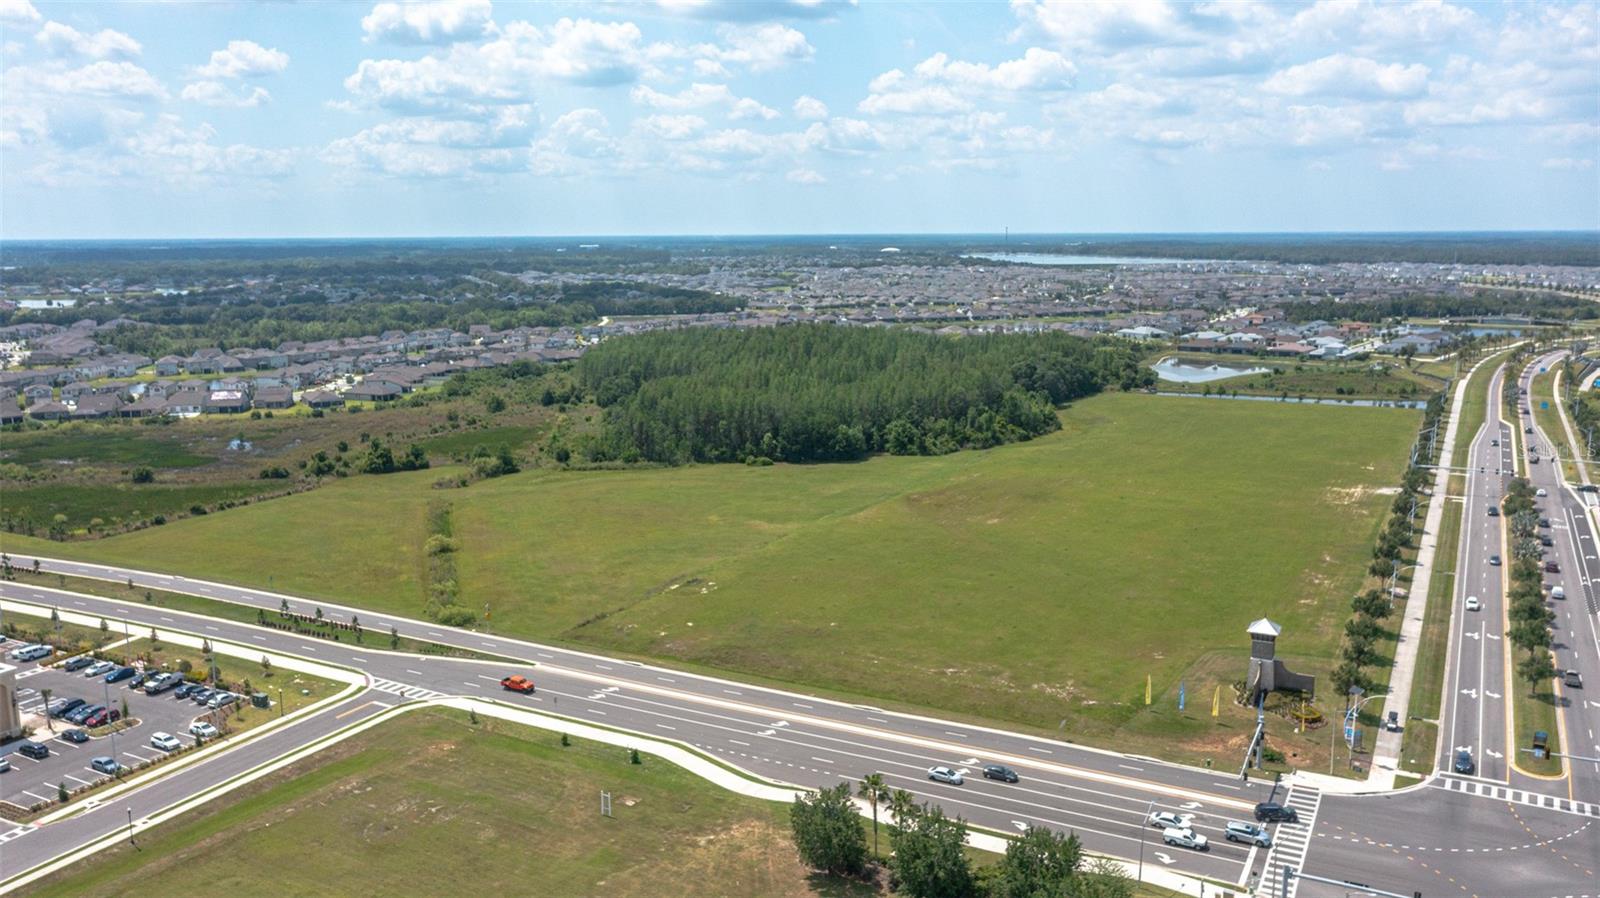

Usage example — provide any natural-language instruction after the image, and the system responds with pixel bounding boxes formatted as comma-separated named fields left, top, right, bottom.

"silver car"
left=927, top=766, right=964, bottom=785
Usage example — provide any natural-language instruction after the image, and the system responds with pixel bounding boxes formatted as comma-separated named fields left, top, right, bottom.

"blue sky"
left=1, top=0, right=1596, bottom=238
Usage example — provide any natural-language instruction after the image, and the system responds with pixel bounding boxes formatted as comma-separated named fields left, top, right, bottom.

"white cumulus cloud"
left=195, top=40, right=290, bottom=80
left=35, top=22, right=142, bottom=61
left=362, top=0, right=494, bottom=45
left=792, top=94, right=828, bottom=120
left=1263, top=53, right=1429, bottom=99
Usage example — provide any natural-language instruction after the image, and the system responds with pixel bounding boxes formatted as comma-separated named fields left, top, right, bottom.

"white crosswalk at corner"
left=1434, top=775, right=1600, bottom=818
left=369, top=678, right=447, bottom=701
left=1255, top=786, right=1322, bottom=898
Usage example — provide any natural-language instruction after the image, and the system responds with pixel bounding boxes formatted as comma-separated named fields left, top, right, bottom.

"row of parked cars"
left=59, top=655, right=242, bottom=709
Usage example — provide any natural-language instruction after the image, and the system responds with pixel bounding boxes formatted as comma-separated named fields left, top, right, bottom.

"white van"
left=7, top=644, right=51, bottom=662
left=1552, top=586, right=1566, bottom=600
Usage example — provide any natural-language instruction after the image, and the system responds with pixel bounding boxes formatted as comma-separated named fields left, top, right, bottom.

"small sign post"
left=600, top=791, right=613, bottom=818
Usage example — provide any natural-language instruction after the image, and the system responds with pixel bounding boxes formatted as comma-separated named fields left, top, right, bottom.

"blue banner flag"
left=1178, top=680, right=1186, bottom=711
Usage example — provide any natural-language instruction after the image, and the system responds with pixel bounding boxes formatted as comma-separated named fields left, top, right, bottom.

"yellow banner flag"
left=1145, top=675, right=1152, bottom=706
left=1212, top=684, right=1221, bottom=718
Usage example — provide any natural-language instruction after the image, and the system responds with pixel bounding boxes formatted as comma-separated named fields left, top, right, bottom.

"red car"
left=1545, top=561, right=1560, bottom=573
left=83, top=708, right=122, bottom=728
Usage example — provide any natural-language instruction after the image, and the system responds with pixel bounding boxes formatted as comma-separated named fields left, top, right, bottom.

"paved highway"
left=0, top=571, right=1278, bottom=890
left=1517, top=351, right=1600, bottom=804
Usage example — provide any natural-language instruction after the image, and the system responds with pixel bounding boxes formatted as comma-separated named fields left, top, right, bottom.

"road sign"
left=1542, top=401, right=1550, bottom=410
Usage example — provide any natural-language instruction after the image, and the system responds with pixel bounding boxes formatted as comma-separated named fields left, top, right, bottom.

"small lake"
left=1152, top=357, right=1268, bottom=384
left=963, top=252, right=1193, bottom=266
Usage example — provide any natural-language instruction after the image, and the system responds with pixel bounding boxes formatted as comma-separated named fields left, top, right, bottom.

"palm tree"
left=40, top=688, right=54, bottom=733
left=858, top=773, right=890, bottom=857
left=888, top=788, right=918, bottom=832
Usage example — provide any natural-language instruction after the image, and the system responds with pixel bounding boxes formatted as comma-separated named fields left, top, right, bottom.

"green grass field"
left=26, top=709, right=873, bottom=898
left=1, top=392, right=1419, bottom=765
left=0, top=426, right=211, bottom=468
left=0, top=481, right=289, bottom=536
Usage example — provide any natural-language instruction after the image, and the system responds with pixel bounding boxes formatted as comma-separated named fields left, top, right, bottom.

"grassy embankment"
left=1, top=393, right=1419, bottom=772
left=23, top=709, right=879, bottom=898
left=1509, top=360, right=1563, bottom=777
left=4, top=568, right=513, bottom=663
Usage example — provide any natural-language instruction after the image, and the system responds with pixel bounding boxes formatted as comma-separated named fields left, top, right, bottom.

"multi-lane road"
left=5, top=356, right=1600, bottom=897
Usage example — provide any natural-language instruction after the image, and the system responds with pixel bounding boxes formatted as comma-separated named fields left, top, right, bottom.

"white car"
left=927, top=766, right=964, bottom=785
left=1162, top=826, right=1209, bottom=851
left=1536, top=488, right=1548, bottom=497
left=150, top=732, right=182, bottom=752
left=0, top=758, right=10, bottom=773
left=1465, top=595, right=1481, bottom=612
left=84, top=661, right=116, bottom=677
left=1148, top=810, right=1187, bottom=829
left=189, top=721, right=219, bottom=739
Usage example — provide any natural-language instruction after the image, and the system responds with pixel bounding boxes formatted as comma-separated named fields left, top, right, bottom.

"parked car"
left=8, top=644, right=51, bottom=662
left=189, top=688, right=214, bottom=705
left=1552, top=586, right=1566, bottom=600
left=104, top=666, right=137, bottom=684
left=1541, top=535, right=1555, bottom=547
left=16, top=741, right=50, bottom=760
left=1531, top=456, right=1541, bottom=465
left=61, top=656, right=95, bottom=672
left=146, top=673, right=182, bottom=695
left=173, top=682, right=199, bottom=699
left=84, top=661, right=116, bottom=677
left=1536, top=488, right=1548, bottom=497
left=66, top=704, right=102, bottom=725
left=208, top=692, right=237, bottom=709
left=927, top=766, right=964, bottom=785
left=0, top=758, right=10, bottom=773
left=1162, top=827, right=1209, bottom=851
left=128, top=672, right=150, bottom=689
left=83, top=708, right=121, bottom=728
left=982, top=764, right=1019, bottom=783
left=1539, top=517, right=1550, bottom=528
left=189, top=721, right=219, bottom=739
left=1566, top=670, right=1583, bottom=688
left=90, top=756, right=121, bottom=775
left=1546, top=561, right=1561, bottom=573
left=60, top=729, right=90, bottom=745
left=1254, top=803, right=1299, bottom=823
left=50, top=697, right=86, bottom=718
left=1225, top=821, right=1272, bottom=846
left=1148, top=810, right=1187, bottom=829
left=150, top=732, right=181, bottom=752
left=1465, top=595, right=1481, bottom=612
left=1454, top=749, right=1475, bottom=775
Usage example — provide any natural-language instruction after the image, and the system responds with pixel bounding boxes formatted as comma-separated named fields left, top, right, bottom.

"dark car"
left=50, top=697, right=87, bottom=719
left=83, top=708, right=121, bottom=728
left=1539, top=518, right=1551, bottom=528
left=1453, top=749, right=1475, bottom=775
left=1541, top=535, right=1554, bottom=546
left=60, top=729, right=90, bottom=745
left=61, top=656, right=94, bottom=672
left=128, top=672, right=150, bottom=689
left=1545, top=560, right=1561, bottom=573
left=1487, top=505, right=1500, bottom=517
left=16, top=740, right=50, bottom=760
left=190, top=688, right=215, bottom=705
left=104, top=666, right=137, bottom=684
left=1254, top=802, right=1299, bottom=824
left=173, top=682, right=198, bottom=699
left=66, top=704, right=102, bottom=725
left=982, top=764, right=1020, bottom=783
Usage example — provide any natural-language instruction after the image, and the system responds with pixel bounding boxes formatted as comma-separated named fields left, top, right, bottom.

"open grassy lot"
left=25, top=709, right=877, bottom=898
left=0, top=426, right=210, bottom=468
left=1, top=393, right=1419, bottom=768
left=0, top=481, right=290, bottom=537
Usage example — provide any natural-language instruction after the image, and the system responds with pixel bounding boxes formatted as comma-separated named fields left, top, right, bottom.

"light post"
left=1388, top=563, right=1419, bottom=605
left=1136, top=797, right=1155, bottom=885
left=1346, top=692, right=1385, bottom=770
left=103, top=677, right=120, bottom=772
left=126, top=807, right=134, bottom=845
left=278, top=687, right=284, bottom=718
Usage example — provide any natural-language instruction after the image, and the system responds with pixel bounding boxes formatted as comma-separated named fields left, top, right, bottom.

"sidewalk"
left=1367, top=351, right=1503, bottom=787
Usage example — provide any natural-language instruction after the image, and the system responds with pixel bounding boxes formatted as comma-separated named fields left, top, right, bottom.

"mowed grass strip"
left=26, top=709, right=874, bottom=898
left=0, top=393, right=1419, bottom=752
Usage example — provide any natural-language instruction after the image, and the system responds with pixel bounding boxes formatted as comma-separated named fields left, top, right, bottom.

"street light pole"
left=126, top=807, right=134, bottom=845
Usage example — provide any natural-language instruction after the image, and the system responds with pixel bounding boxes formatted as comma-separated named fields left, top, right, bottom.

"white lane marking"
left=464, top=681, right=482, bottom=688
left=586, top=708, right=606, bottom=715
left=1119, top=764, right=1144, bottom=771
left=476, top=675, right=500, bottom=682
left=729, top=739, right=751, bottom=746
left=406, top=669, right=424, bottom=676
left=1027, top=746, right=1052, bottom=754
left=656, top=724, right=676, bottom=731
left=945, top=731, right=968, bottom=738
left=812, top=756, right=838, bottom=765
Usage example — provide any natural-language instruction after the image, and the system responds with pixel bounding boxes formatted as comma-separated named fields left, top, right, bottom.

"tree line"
left=575, top=325, right=1155, bottom=464
left=792, top=777, right=1133, bottom=898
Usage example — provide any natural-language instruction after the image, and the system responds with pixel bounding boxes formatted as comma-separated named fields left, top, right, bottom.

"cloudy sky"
left=1, top=0, right=1596, bottom=238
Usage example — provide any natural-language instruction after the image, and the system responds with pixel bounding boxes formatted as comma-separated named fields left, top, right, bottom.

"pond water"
left=1151, top=357, right=1268, bottom=383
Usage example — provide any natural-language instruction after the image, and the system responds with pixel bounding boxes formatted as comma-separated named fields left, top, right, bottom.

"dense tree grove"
left=576, top=325, right=1154, bottom=464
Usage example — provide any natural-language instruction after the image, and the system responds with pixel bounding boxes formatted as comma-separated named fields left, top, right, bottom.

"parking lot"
left=2, top=658, right=219, bottom=812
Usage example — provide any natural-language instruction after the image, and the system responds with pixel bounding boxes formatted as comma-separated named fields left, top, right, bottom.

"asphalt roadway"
left=0, top=568, right=1278, bottom=891
left=1296, top=356, right=1600, bottom=898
